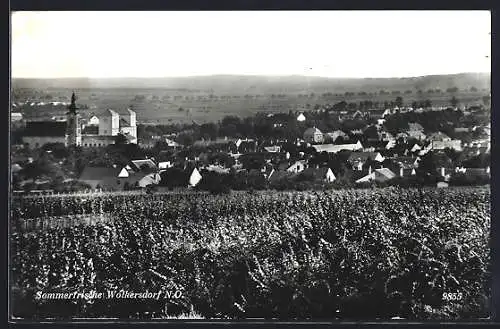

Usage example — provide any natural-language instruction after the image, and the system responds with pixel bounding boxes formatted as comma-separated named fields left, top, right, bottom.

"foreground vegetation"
left=11, top=187, right=490, bottom=320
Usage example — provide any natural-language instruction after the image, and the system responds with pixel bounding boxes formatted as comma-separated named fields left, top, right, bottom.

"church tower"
left=65, top=92, right=82, bottom=147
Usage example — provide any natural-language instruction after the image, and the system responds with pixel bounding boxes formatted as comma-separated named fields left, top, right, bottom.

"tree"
left=114, top=133, right=128, bottom=146
left=363, top=125, right=379, bottom=141
left=470, top=86, right=478, bottom=92
left=395, top=96, right=403, bottom=108
left=450, top=96, right=459, bottom=108
left=415, top=152, right=439, bottom=184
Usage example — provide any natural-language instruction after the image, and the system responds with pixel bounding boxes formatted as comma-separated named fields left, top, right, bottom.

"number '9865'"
left=442, top=292, right=463, bottom=301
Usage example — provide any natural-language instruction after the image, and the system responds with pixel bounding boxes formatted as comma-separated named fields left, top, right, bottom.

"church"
left=22, top=93, right=138, bottom=148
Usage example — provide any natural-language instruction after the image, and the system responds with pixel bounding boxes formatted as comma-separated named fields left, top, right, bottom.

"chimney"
left=399, top=167, right=404, bottom=177
left=440, top=167, right=445, bottom=177
left=368, top=166, right=372, bottom=175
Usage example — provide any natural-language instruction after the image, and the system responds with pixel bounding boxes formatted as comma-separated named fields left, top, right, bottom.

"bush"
left=449, top=173, right=490, bottom=186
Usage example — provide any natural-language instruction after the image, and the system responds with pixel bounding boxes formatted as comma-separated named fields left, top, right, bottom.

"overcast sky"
left=11, top=11, right=491, bottom=79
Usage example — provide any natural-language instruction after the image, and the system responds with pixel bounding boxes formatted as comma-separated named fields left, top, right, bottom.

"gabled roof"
left=131, top=159, right=157, bottom=171
left=375, top=168, right=397, bottom=180
left=24, top=121, right=67, bottom=137
left=312, top=142, right=363, bottom=154
left=301, top=167, right=334, bottom=180
left=393, top=156, right=419, bottom=168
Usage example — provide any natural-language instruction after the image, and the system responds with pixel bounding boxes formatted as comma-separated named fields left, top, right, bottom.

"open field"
left=10, top=187, right=490, bottom=320
left=12, top=73, right=490, bottom=124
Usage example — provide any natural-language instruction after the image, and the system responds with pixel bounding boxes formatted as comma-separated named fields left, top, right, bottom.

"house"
left=430, top=140, right=462, bottom=151
left=189, top=168, right=202, bottom=187
left=363, top=141, right=395, bottom=152
left=300, top=167, right=336, bottom=183
left=312, top=141, right=363, bottom=154
left=407, top=130, right=427, bottom=141
left=264, top=146, right=281, bottom=153
left=397, top=167, right=417, bottom=177
left=427, top=132, right=451, bottom=142
left=303, top=127, right=324, bottom=144
left=79, top=166, right=141, bottom=190
left=287, top=160, right=307, bottom=174
left=158, top=161, right=173, bottom=169
left=410, top=143, right=422, bottom=153
left=355, top=167, right=397, bottom=184
left=297, top=113, right=306, bottom=122
left=393, top=156, right=420, bottom=169
left=205, top=164, right=231, bottom=174
left=348, top=152, right=384, bottom=171
left=131, top=159, right=158, bottom=172
left=463, top=167, right=490, bottom=176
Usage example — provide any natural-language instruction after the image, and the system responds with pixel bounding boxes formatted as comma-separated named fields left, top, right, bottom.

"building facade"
left=22, top=93, right=138, bottom=148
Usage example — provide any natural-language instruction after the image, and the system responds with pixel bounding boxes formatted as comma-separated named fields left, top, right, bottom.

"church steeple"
left=68, top=91, right=78, bottom=114
left=66, top=91, right=82, bottom=147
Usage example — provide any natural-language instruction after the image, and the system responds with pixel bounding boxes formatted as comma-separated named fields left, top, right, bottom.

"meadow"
left=10, top=187, right=490, bottom=320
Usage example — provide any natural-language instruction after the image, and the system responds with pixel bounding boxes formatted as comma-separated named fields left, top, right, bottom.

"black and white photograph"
left=9, top=10, right=491, bottom=321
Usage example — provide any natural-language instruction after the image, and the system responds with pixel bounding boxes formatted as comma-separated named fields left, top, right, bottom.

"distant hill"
left=12, top=72, right=490, bottom=94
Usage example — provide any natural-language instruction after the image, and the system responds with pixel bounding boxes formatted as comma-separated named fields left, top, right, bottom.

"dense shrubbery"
left=11, top=187, right=490, bottom=320
left=449, top=173, right=490, bottom=187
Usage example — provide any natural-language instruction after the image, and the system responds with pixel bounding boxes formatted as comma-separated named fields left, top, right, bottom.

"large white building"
left=22, top=93, right=138, bottom=148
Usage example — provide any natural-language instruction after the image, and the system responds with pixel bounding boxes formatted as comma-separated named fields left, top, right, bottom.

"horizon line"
left=11, top=71, right=491, bottom=80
